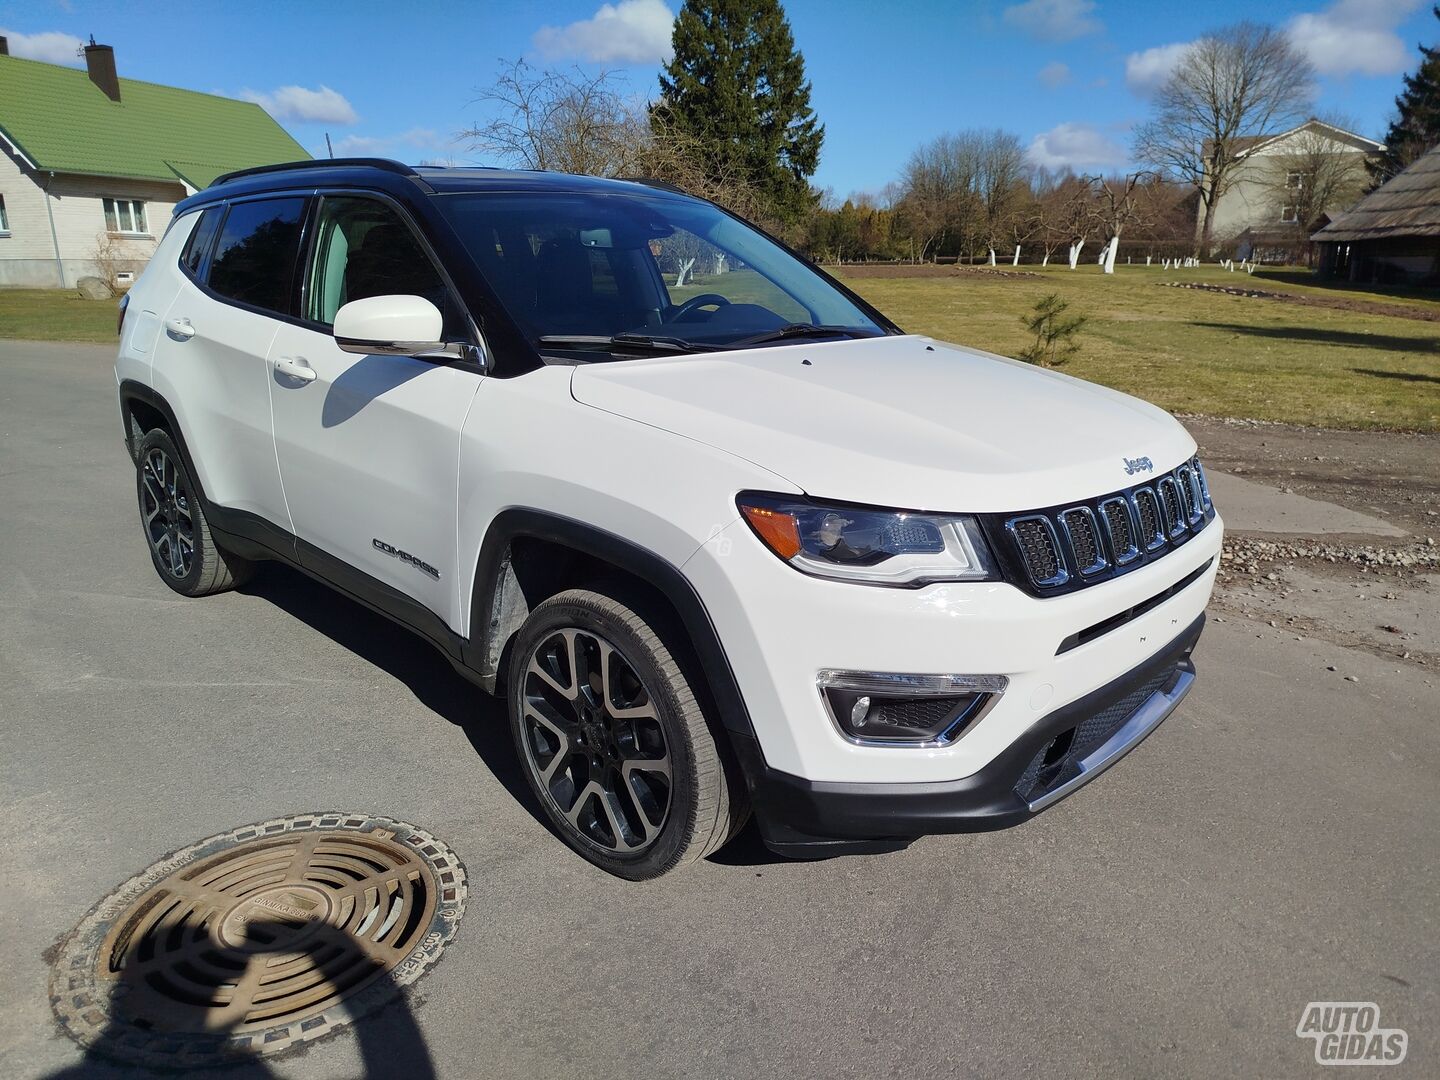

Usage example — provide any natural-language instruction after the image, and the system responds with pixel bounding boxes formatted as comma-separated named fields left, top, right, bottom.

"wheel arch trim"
left=469, top=508, right=758, bottom=740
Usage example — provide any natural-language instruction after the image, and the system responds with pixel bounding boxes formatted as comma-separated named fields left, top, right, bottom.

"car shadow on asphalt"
left=237, top=564, right=544, bottom=829
left=239, top=563, right=788, bottom=870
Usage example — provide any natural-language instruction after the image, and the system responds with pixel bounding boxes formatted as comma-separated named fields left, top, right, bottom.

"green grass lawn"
left=0, top=289, right=119, bottom=343
left=836, top=265, right=1440, bottom=432
left=5, top=267, right=1438, bottom=430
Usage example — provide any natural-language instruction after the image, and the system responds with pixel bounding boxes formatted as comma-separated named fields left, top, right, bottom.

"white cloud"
left=1038, top=61, right=1072, bottom=88
left=1002, top=0, right=1101, bottom=43
left=1025, top=122, right=1129, bottom=171
left=240, top=85, right=357, bottom=125
left=0, top=27, right=84, bottom=65
left=328, top=128, right=443, bottom=157
left=1125, top=41, right=1193, bottom=94
left=533, top=0, right=675, bottom=63
left=1287, top=0, right=1423, bottom=77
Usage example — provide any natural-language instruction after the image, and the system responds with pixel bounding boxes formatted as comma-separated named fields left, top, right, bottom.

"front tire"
left=507, top=587, right=744, bottom=879
left=135, top=428, right=252, bottom=596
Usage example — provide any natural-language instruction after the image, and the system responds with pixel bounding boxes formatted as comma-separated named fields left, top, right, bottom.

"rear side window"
left=179, top=208, right=221, bottom=278
left=208, top=198, right=307, bottom=314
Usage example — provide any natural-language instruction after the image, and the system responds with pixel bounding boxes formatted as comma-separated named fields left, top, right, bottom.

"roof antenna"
left=325, top=132, right=334, bottom=159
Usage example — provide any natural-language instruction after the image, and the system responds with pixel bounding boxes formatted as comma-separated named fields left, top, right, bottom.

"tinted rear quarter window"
left=208, top=198, right=307, bottom=314
left=179, top=207, right=221, bottom=278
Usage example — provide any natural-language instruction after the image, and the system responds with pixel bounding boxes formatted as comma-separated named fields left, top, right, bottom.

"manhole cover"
left=49, top=813, right=466, bottom=1068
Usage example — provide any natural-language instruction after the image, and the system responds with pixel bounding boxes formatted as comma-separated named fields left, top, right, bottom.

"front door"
left=267, top=195, right=482, bottom=628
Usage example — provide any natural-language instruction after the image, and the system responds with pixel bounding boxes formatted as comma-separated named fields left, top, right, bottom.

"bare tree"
left=458, top=58, right=773, bottom=230
left=1058, top=179, right=1097, bottom=269
left=1084, top=172, right=1159, bottom=274
left=1259, top=116, right=1372, bottom=251
left=976, top=130, right=1027, bottom=265
left=1135, top=23, right=1315, bottom=256
left=460, top=59, right=644, bottom=176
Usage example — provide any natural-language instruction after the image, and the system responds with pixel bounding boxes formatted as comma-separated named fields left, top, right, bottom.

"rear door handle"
left=164, top=317, right=195, bottom=340
left=273, top=356, right=317, bottom=383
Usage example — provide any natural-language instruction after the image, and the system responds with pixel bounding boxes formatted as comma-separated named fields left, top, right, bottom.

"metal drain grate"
left=49, top=813, right=466, bottom=1069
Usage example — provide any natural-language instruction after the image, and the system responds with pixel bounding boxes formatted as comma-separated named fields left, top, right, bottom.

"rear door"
left=152, top=196, right=308, bottom=539
left=266, top=193, right=483, bottom=627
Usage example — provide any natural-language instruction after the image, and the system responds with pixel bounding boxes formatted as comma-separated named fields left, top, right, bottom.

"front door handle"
left=273, top=356, right=317, bottom=383
left=164, top=317, right=195, bottom=340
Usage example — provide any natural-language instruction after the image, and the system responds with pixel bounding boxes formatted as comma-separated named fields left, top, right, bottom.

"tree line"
left=460, top=1, right=1440, bottom=266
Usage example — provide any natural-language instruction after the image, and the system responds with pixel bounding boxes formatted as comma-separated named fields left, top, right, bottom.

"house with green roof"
left=0, top=37, right=307, bottom=287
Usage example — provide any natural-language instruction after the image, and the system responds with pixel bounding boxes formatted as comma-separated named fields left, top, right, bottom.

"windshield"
left=434, top=189, right=887, bottom=357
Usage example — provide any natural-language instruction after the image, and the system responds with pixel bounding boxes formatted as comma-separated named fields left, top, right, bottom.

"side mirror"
left=333, top=294, right=445, bottom=356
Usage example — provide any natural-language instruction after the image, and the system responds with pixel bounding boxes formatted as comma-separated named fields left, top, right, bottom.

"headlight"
left=736, top=492, right=998, bottom=587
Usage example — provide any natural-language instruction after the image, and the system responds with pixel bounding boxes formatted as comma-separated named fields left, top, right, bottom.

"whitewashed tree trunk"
left=1102, top=235, right=1120, bottom=274
left=1042, top=251, right=1051, bottom=267
left=1067, top=241, right=1084, bottom=269
left=987, top=247, right=997, bottom=266
left=1012, top=245, right=1021, bottom=266
left=674, top=257, right=697, bottom=287
left=1146, top=255, right=1152, bottom=266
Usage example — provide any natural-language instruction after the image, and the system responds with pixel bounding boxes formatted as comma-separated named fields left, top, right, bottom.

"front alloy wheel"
left=507, top=587, right=745, bottom=879
left=521, top=628, right=672, bottom=853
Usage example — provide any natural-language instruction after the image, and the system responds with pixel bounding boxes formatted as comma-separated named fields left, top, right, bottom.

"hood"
left=570, top=335, right=1197, bottom=513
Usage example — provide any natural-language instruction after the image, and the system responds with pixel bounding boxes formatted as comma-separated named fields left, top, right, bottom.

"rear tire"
left=507, top=586, right=745, bottom=879
left=135, top=428, right=253, bottom=596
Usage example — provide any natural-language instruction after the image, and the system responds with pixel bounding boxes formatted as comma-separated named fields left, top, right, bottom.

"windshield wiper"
left=536, top=333, right=720, bottom=356
left=723, top=324, right=877, bottom=349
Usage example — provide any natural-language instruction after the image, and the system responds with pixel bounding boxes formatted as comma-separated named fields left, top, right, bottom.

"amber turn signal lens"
left=740, top=503, right=802, bottom=559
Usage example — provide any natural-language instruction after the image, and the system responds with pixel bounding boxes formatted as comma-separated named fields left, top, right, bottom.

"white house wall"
left=0, top=144, right=185, bottom=287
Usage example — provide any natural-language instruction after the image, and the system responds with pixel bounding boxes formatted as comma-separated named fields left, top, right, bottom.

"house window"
left=0, top=195, right=9, bottom=234
left=1280, top=205, right=1298, bottom=224
left=1286, top=171, right=1304, bottom=191
left=103, top=197, right=148, bottom=236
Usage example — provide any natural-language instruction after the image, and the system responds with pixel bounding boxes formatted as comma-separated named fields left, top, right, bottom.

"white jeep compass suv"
left=116, top=159, right=1221, bottom=879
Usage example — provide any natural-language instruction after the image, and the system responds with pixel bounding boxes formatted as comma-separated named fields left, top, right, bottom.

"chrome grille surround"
left=1058, top=506, right=1107, bottom=576
left=993, top=456, right=1217, bottom=595
left=1005, top=515, right=1068, bottom=588
left=1098, top=497, right=1141, bottom=565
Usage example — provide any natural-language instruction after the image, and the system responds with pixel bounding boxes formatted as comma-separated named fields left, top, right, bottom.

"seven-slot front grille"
left=987, top=456, right=1215, bottom=595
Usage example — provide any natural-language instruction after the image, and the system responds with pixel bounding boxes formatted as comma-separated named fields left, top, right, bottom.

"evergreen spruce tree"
left=657, top=0, right=824, bottom=223
left=1373, top=5, right=1440, bottom=181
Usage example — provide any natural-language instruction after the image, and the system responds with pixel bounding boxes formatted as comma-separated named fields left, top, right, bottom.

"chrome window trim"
left=1058, top=505, right=1108, bottom=576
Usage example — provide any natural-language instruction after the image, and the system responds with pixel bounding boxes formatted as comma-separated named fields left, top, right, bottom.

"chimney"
left=83, top=37, right=120, bottom=102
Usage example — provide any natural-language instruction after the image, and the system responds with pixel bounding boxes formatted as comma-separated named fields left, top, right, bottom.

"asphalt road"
left=1, top=340, right=1436, bottom=1079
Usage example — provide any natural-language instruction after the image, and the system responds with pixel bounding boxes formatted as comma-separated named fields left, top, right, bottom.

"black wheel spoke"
left=520, top=626, right=672, bottom=856
left=138, top=447, right=195, bottom=580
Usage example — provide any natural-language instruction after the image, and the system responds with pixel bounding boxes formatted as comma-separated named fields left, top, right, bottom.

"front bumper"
left=734, top=613, right=1204, bottom=857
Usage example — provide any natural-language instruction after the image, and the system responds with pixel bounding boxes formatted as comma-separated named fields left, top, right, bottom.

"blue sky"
left=2, top=0, right=1434, bottom=197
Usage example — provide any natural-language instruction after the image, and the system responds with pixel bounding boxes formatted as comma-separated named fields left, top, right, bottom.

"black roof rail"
left=211, top=158, right=419, bottom=187
left=615, top=176, right=691, bottom=195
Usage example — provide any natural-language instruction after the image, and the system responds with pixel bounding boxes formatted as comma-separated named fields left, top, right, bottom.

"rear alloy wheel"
left=508, top=588, right=743, bottom=879
left=135, top=429, right=252, bottom=596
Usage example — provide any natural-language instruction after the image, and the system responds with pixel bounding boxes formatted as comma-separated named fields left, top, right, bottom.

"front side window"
left=305, top=196, right=457, bottom=333
left=435, top=190, right=885, bottom=359
left=103, top=197, right=148, bottom=235
left=208, top=197, right=306, bottom=314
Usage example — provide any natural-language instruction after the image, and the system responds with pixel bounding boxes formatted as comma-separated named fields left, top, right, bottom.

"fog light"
left=850, top=695, right=872, bottom=729
left=817, top=670, right=1008, bottom=746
